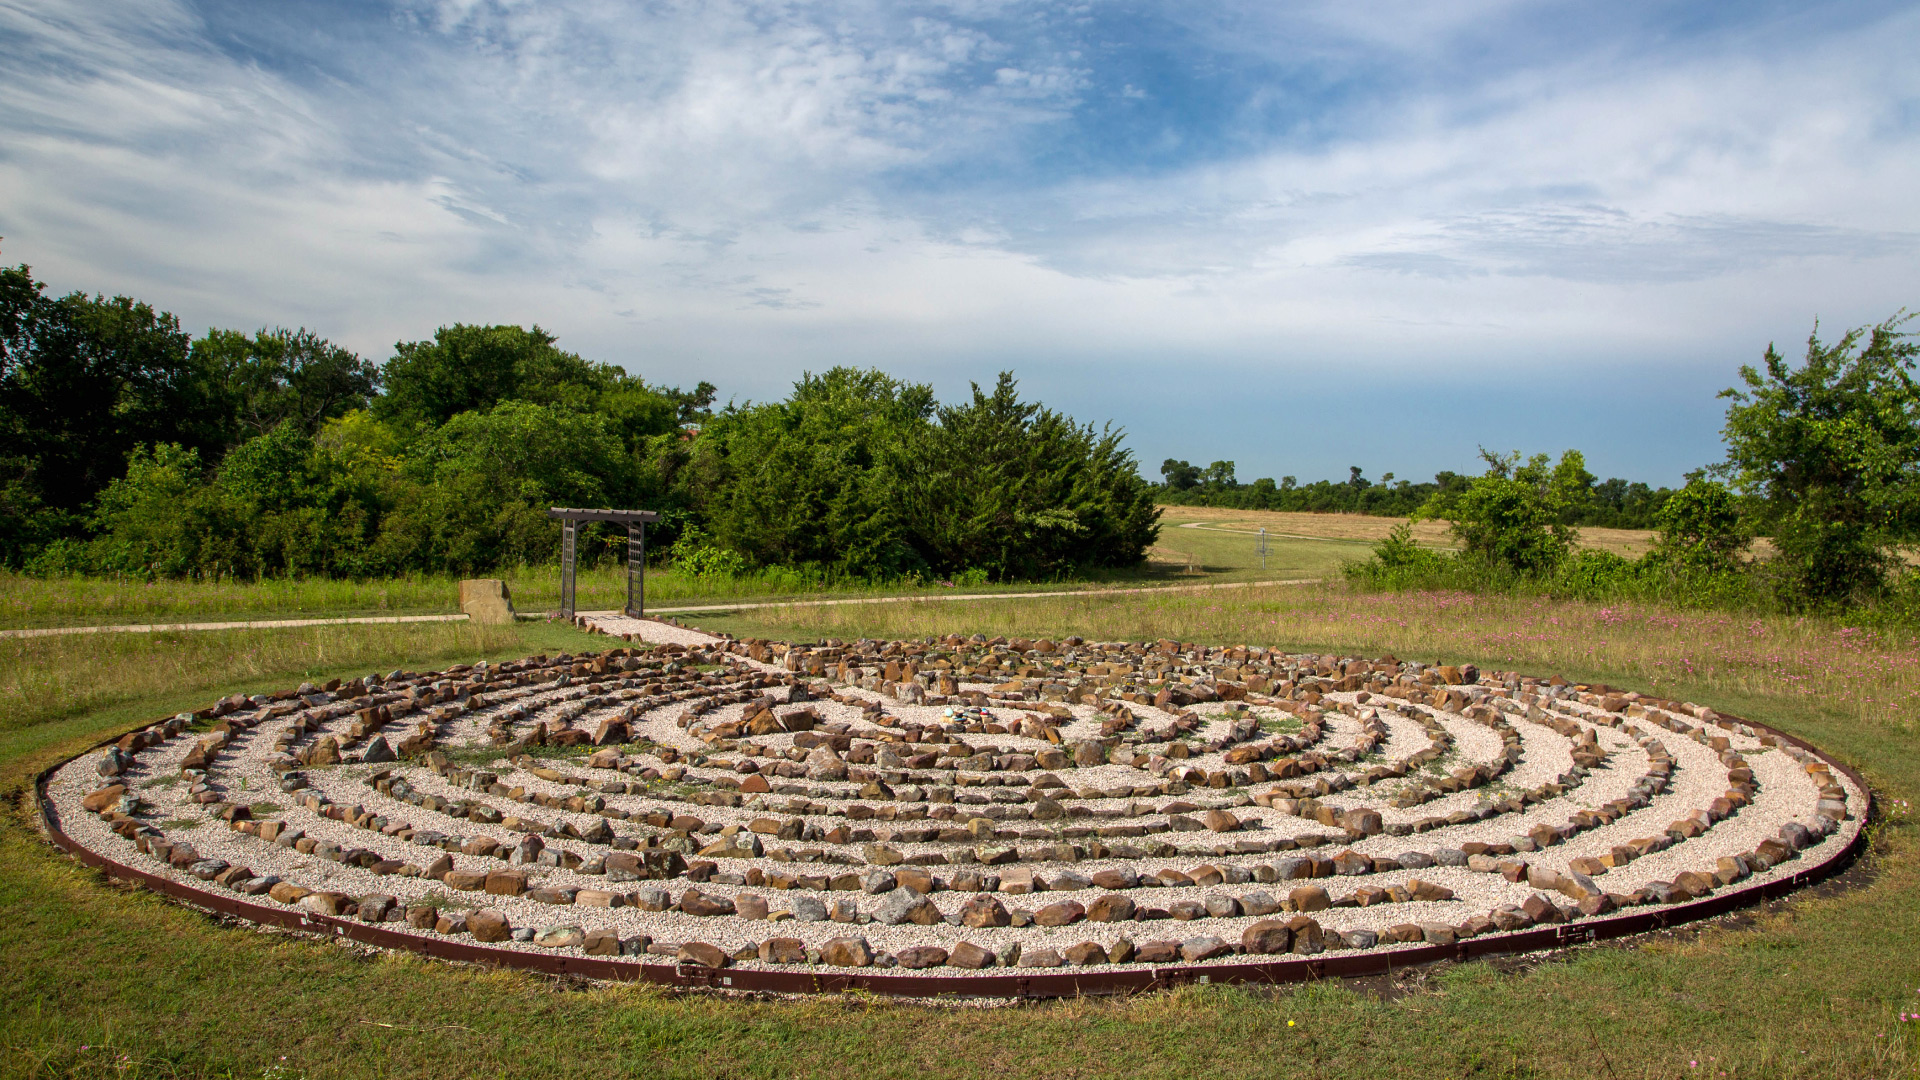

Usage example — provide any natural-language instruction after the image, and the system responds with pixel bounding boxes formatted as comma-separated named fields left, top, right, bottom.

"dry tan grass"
left=1157, top=505, right=1662, bottom=557
left=720, top=581, right=1920, bottom=734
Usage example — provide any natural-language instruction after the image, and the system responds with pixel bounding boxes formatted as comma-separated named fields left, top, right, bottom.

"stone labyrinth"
left=47, top=619, right=1865, bottom=989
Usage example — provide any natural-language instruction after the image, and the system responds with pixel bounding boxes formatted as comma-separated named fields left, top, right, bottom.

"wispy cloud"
left=0, top=0, right=1915, bottom=483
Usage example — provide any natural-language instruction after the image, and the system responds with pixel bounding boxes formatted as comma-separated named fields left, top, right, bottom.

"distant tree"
left=1202, top=460, right=1237, bottom=488
left=1718, top=312, right=1920, bottom=602
left=1161, top=459, right=1201, bottom=490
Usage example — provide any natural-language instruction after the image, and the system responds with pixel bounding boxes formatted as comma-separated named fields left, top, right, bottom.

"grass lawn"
left=0, top=507, right=1442, bottom=632
left=3, top=584, right=1918, bottom=1078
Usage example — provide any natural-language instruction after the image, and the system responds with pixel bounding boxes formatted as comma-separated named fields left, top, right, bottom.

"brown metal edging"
left=30, top=700, right=1872, bottom=1000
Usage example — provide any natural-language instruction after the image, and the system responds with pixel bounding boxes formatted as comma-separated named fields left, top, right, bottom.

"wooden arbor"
left=547, top=507, right=660, bottom=619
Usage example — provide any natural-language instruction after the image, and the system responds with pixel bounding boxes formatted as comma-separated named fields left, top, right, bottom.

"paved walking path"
left=0, top=577, right=1318, bottom=640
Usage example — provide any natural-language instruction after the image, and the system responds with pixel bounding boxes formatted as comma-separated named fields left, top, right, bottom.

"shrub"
left=1418, top=449, right=1590, bottom=574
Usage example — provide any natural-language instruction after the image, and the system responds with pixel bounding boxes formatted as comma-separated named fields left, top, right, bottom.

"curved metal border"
left=34, top=707, right=1871, bottom=999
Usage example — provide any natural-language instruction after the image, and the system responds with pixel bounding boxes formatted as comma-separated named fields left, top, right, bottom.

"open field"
left=0, top=505, right=1703, bottom=635
left=0, top=507, right=1343, bottom=632
left=2, top=583, right=1917, bottom=1079
left=1155, top=505, right=1664, bottom=560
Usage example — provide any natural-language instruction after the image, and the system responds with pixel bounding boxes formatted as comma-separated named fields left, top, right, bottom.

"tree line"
left=0, top=264, right=1158, bottom=582
left=1153, top=460, right=1675, bottom=529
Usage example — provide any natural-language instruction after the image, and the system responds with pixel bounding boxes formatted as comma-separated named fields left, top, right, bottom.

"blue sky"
left=3, top=0, right=1917, bottom=487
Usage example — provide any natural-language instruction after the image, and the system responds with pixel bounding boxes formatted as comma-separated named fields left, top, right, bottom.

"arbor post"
left=547, top=508, right=660, bottom=621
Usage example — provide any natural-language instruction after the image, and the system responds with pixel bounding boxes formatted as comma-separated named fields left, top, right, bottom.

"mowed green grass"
left=0, top=504, right=1371, bottom=631
left=1148, top=521, right=1371, bottom=582
left=0, top=567, right=936, bottom=630
left=3, top=589, right=1918, bottom=1079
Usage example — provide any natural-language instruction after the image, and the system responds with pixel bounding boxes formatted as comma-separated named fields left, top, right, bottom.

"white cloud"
left=0, top=0, right=1915, bottom=483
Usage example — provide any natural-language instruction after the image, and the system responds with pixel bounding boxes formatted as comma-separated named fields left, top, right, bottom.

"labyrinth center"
left=45, top=618, right=1866, bottom=988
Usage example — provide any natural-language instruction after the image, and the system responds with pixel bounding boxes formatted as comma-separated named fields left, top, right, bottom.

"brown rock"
left=1086, top=893, right=1136, bottom=923
left=1135, top=940, right=1181, bottom=964
left=1673, top=869, right=1716, bottom=897
left=468, top=909, right=511, bottom=942
left=583, top=928, right=621, bottom=956
left=948, top=941, right=996, bottom=969
left=1340, top=808, right=1384, bottom=836
left=895, top=945, right=950, bottom=969
left=1033, top=901, right=1086, bottom=927
left=960, top=893, right=1012, bottom=928
left=1203, top=808, right=1240, bottom=833
left=444, top=870, right=488, bottom=891
left=820, top=936, right=874, bottom=967
left=1063, top=941, right=1109, bottom=965
left=1241, top=919, right=1293, bottom=955
left=677, top=889, right=735, bottom=916
left=759, top=937, right=809, bottom=964
left=483, top=869, right=527, bottom=896
left=1287, top=885, right=1331, bottom=913
left=299, top=892, right=351, bottom=916
left=82, top=785, right=127, bottom=813
left=1286, top=916, right=1325, bottom=954
left=677, top=941, right=729, bottom=969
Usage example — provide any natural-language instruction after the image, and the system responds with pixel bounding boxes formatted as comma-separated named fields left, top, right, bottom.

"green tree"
left=376, top=324, right=614, bottom=428
left=1160, top=459, right=1201, bottom=490
left=1648, top=476, right=1750, bottom=575
left=87, top=444, right=249, bottom=579
left=193, top=327, right=378, bottom=439
left=1420, top=449, right=1590, bottom=574
left=0, top=264, right=228, bottom=563
left=689, top=368, right=932, bottom=577
left=1718, top=312, right=1920, bottom=602
left=379, top=400, right=634, bottom=572
left=894, top=373, right=1160, bottom=580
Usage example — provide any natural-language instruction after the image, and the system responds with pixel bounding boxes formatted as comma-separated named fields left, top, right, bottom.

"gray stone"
left=1180, top=935, right=1232, bottom=962
left=873, top=887, right=940, bottom=926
